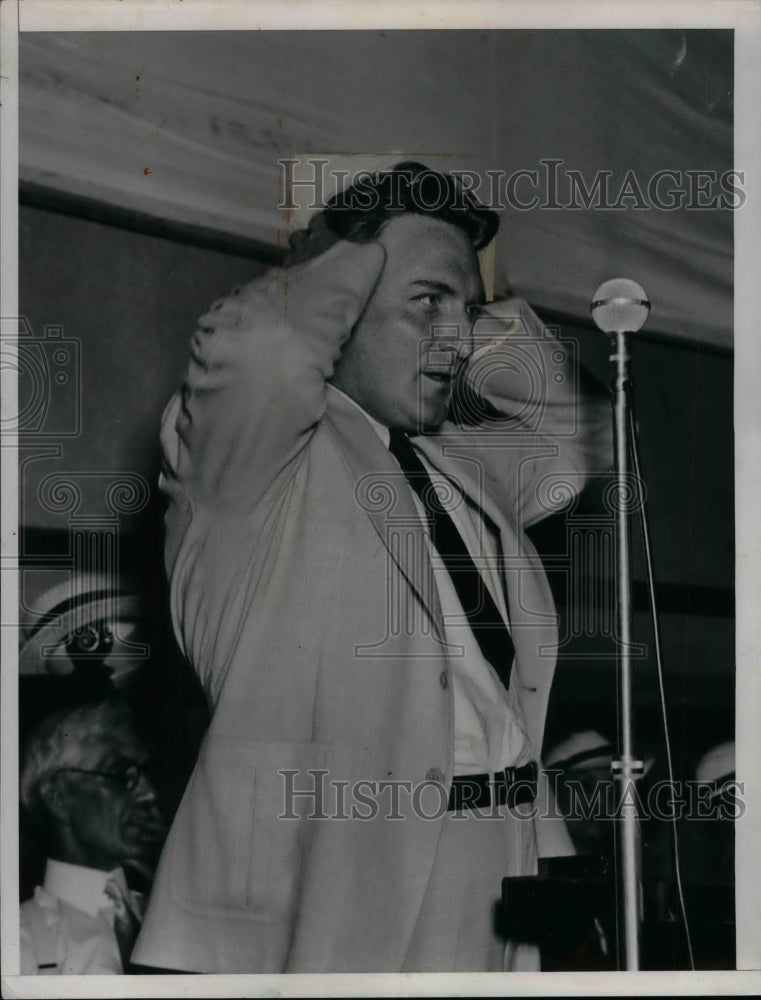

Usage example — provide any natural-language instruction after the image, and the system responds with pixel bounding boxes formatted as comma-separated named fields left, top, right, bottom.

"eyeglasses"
left=53, top=760, right=148, bottom=792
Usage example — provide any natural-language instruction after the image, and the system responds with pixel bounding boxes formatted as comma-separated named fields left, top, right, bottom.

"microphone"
left=590, top=276, right=652, bottom=969
left=590, top=278, right=650, bottom=334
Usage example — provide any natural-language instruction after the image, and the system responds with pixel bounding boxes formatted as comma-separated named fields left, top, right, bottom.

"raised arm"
left=160, top=240, right=385, bottom=512
left=443, top=296, right=612, bottom=529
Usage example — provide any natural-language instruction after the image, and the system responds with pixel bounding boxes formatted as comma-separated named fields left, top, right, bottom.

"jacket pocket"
left=169, top=737, right=330, bottom=921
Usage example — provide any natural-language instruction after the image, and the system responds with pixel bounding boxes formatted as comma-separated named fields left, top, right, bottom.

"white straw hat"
left=19, top=572, right=146, bottom=685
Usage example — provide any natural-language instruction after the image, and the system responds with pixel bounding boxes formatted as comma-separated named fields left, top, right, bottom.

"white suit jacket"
left=134, top=246, right=610, bottom=973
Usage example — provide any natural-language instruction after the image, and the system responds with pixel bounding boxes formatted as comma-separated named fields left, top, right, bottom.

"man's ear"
left=37, top=773, right=75, bottom=828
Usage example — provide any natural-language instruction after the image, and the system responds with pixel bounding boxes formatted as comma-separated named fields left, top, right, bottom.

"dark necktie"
left=388, top=429, right=515, bottom=691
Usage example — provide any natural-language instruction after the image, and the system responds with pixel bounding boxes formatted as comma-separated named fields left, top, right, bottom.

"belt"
left=447, top=761, right=538, bottom=812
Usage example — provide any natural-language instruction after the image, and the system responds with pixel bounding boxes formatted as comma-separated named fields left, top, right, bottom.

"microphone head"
left=590, top=278, right=650, bottom=333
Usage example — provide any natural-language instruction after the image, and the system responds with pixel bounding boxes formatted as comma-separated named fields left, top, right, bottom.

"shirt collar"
left=327, top=385, right=390, bottom=447
left=43, top=859, right=127, bottom=918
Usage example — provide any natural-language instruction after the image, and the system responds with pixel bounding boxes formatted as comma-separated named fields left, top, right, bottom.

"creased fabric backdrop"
left=19, top=29, right=733, bottom=346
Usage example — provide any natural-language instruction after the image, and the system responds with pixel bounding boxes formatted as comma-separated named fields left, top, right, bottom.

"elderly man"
left=19, top=700, right=165, bottom=974
left=134, top=162, right=610, bottom=973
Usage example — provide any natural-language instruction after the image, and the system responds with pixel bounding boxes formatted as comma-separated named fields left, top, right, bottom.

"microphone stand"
left=610, top=329, right=644, bottom=970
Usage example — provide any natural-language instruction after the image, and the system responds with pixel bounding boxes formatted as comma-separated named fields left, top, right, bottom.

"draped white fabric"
left=19, top=30, right=733, bottom=347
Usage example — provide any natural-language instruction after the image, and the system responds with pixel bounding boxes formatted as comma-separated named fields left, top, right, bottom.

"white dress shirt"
left=328, top=385, right=530, bottom=775
left=20, top=859, right=140, bottom=974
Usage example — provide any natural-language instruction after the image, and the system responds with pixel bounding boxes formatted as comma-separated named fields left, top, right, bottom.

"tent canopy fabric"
left=19, top=29, right=733, bottom=347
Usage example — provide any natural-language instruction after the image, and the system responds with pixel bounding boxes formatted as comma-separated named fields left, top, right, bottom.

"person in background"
left=19, top=699, right=165, bottom=974
left=678, top=739, right=736, bottom=969
left=544, top=729, right=616, bottom=857
left=691, top=739, right=736, bottom=884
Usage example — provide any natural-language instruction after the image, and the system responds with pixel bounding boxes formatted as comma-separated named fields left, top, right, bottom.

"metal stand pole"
left=610, top=330, right=644, bottom=970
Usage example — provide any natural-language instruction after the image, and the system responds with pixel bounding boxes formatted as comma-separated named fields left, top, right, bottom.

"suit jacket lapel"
left=414, top=431, right=559, bottom=686
left=323, top=390, right=444, bottom=633
left=323, top=391, right=558, bottom=693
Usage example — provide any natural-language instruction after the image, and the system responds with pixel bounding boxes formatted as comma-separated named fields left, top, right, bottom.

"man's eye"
left=414, top=293, right=440, bottom=308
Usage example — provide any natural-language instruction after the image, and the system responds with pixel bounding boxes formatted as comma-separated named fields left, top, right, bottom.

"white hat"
left=695, top=741, right=735, bottom=785
left=19, top=572, right=146, bottom=685
left=544, top=730, right=614, bottom=770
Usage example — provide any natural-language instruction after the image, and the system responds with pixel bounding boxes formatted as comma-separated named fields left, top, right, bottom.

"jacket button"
left=426, top=768, right=445, bottom=783
left=439, top=671, right=449, bottom=690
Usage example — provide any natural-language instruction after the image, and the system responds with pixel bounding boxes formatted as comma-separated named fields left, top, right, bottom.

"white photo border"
left=2, top=1, right=760, bottom=996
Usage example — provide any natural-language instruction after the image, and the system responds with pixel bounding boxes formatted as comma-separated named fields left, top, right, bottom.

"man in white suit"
left=134, top=163, right=610, bottom=973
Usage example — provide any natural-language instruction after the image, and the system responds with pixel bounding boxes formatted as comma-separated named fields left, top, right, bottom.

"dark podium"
left=502, top=853, right=735, bottom=971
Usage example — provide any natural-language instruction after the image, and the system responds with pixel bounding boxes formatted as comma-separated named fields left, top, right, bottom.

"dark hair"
left=288, top=161, right=498, bottom=264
